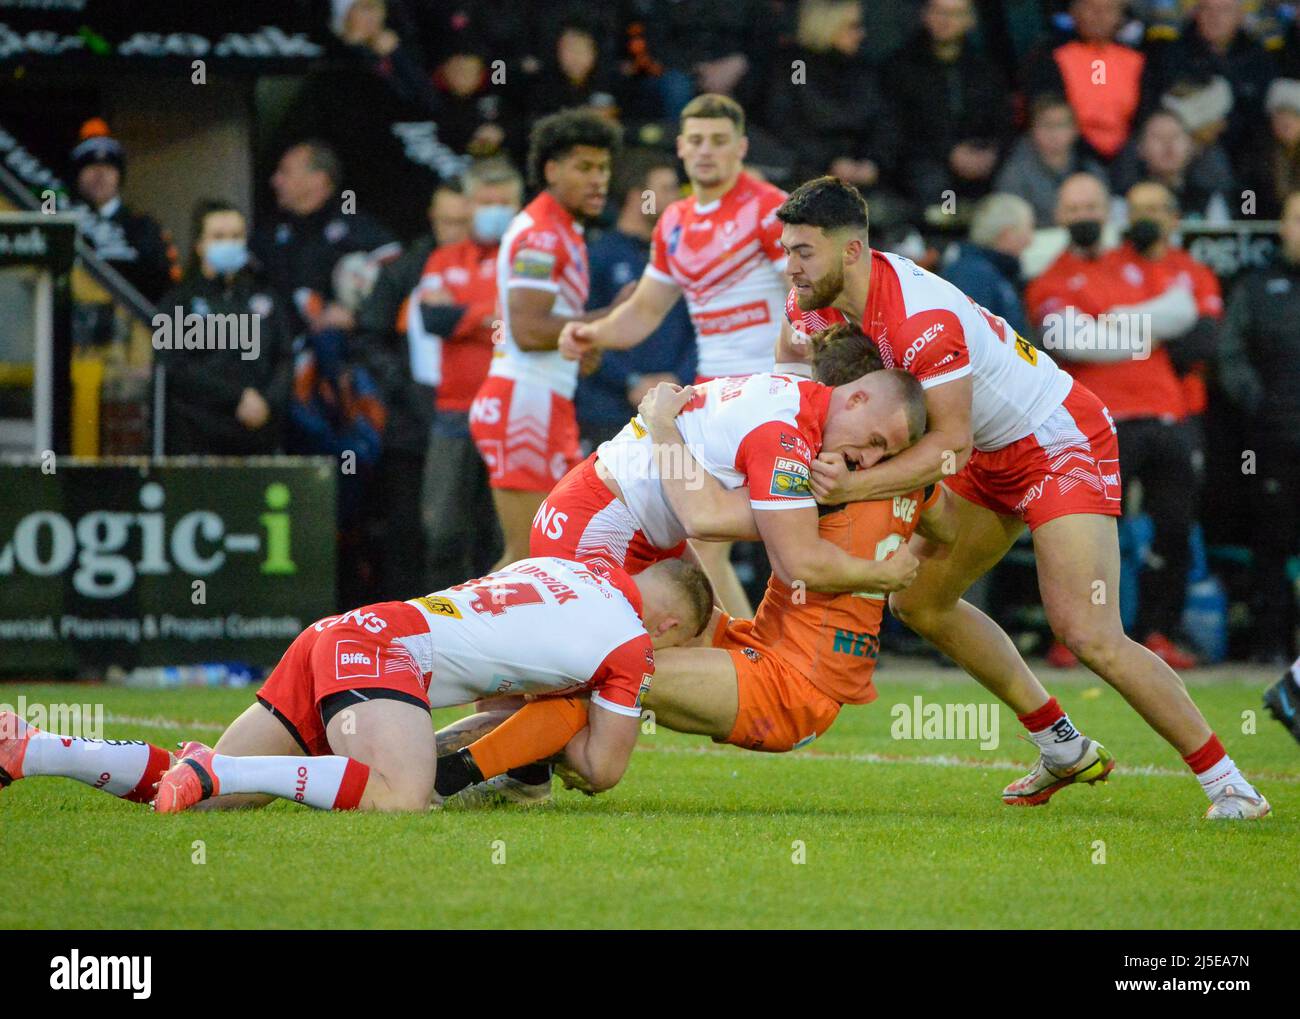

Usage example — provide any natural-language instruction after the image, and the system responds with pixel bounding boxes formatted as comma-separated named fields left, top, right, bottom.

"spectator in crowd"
left=620, top=0, right=767, bottom=119
left=576, top=148, right=696, bottom=451
left=766, top=0, right=897, bottom=200
left=1121, top=180, right=1224, bottom=444
left=411, top=159, right=522, bottom=590
left=430, top=182, right=473, bottom=248
left=252, top=140, right=401, bottom=336
left=885, top=0, right=1013, bottom=205
left=1022, top=0, right=1146, bottom=161
left=1111, top=109, right=1235, bottom=221
left=942, top=192, right=1034, bottom=337
left=157, top=200, right=293, bottom=456
left=1217, top=189, right=1300, bottom=663
left=1026, top=172, right=1204, bottom=669
left=350, top=182, right=466, bottom=600
left=528, top=17, right=621, bottom=123
left=330, top=0, right=438, bottom=113
left=431, top=34, right=522, bottom=162
left=995, top=94, right=1111, bottom=225
left=1142, top=0, right=1277, bottom=179
left=69, top=119, right=179, bottom=305
left=1257, top=77, right=1300, bottom=218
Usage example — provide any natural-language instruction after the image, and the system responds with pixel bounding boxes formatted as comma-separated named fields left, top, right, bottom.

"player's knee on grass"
left=326, top=698, right=436, bottom=812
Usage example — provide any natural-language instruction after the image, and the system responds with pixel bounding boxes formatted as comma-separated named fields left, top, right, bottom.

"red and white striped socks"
left=1017, top=697, right=1085, bottom=768
left=16, top=717, right=170, bottom=804
left=1183, top=734, right=1255, bottom=802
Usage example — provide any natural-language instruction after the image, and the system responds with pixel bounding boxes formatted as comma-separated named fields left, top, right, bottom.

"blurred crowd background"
left=6, top=0, right=1300, bottom=668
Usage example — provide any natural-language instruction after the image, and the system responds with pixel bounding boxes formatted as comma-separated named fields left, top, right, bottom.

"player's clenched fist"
left=558, top=320, right=595, bottom=360
left=637, top=381, right=695, bottom=434
left=874, top=545, right=919, bottom=592
left=810, top=451, right=854, bottom=504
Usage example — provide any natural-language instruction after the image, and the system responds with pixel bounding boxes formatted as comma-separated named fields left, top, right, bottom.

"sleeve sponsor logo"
left=413, top=594, right=463, bottom=619
left=901, top=321, right=946, bottom=369
left=635, top=672, right=653, bottom=709
left=336, top=639, right=380, bottom=680
left=770, top=457, right=811, bottom=497
left=1014, top=333, right=1039, bottom=366
left=1098, top=459, right=1121, bottom=501
left=511, top=248, right=556, bottom=280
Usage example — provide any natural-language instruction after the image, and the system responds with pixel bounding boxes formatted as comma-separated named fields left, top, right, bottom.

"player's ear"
left=843, top=236, right=864, bottom=267
left=736, top=134, right=749, bottom=162
left=650, top=615, right=682, bottom=643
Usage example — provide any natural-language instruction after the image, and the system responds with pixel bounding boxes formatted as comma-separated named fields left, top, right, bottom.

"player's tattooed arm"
left=639, top=382, right=760, bottom=541
left=811, top=376, right=973, bottom=503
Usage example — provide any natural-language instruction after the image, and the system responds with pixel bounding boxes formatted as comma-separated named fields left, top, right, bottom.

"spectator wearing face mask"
left=408, top=158, right=525, bottom=589
left=1026, top=173, right=1205, bottom=669
left=156, top=200, right=294, bottom=456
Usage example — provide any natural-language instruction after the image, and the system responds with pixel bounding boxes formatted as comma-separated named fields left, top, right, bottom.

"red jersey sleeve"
left=736, top=419, right=816, bottom=512
left=893, top=309, right=970, bottom=388
left=506, top=224, right=566, bottom=292
left=588, top=634, right=655, bottom=717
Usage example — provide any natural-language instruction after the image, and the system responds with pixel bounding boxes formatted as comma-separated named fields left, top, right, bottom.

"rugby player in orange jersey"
left=432, top=327, right=955, bottom=800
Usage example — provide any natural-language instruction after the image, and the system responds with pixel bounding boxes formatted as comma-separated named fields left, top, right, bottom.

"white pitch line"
left=103, top=712, right=1300, bottom=785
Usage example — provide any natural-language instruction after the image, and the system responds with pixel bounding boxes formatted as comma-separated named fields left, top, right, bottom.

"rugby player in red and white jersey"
left=557, top=94, right=789, bottom=615
left=532, top=367, right=926, bottom=599
left=468, top=110, right=621, bottom=569
left=774, top=176, right=1267, bottom=819
left=0, top=558, right=713, bottom=812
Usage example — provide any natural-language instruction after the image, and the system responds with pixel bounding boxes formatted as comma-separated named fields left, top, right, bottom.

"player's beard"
left=798, top=259, right=845, bottom=310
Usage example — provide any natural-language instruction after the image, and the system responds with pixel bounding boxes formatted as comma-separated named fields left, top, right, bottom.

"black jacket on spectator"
left=279, top=63, right=449, bottom=243
left=251, top=204, right=399, bottom=333
left=156, top=270, right=294, bottom=455
left=1217, top=252, right=1300, bottom=436
left=1143, top=26, right=1278, bottom=179
left=74, top=198, right=177, bottom=304
left=884, top=29, right=1013, bottom=199
left=352, top=235, right=437, bottom=457
left=765, top=47, right=897, bottom=185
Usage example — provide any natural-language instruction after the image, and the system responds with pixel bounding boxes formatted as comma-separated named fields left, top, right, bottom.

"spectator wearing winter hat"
left=69, top=119, right=179, bottom=304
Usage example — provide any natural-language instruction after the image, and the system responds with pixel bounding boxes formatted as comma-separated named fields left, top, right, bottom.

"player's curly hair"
left=776, top=175, right=870, bottom=237
left=526, top=108, right=623, bottom=190
left=810, top=321, right=884, bottom=387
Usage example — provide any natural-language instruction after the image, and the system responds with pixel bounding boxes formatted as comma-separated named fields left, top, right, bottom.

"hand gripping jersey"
left=489, top=191, right=590, bottom=400
left=737, top=488, right=938, bottom=705
left=646, top=172, right=788, bottom=379
left=787, top=250, right=1074, bottom=451
left=402, top=557, right=653, bottom=717
left=597, top=372, right=831, bottom=549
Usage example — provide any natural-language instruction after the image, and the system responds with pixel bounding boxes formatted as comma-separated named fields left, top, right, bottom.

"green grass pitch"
left=1, top=664, right=1296, bottom=929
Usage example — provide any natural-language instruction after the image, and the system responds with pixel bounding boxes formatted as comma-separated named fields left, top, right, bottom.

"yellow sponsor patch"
left=1014, top=333, right=1038, bottom=366
left=412, top=595, right=462, bottom=619
left=630, top=416, right=647, bottom=439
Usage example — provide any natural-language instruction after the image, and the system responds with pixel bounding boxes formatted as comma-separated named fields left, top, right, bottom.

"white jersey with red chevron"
left=401, top=557, right=653, bottom=717
left=489, top=191, right=590, bottom=399
left=597, top=372, right=831, bottom=548
left=647, top=172, right=787, bottom=378
left=786, top=250, right=1073, bottom=451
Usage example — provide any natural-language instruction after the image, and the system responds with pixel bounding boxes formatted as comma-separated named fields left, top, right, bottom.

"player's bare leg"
left=689, top=539, right=753, bottom=618
left=189, top=702, right=305, bottom=811
left=155, top=699, right=432, bottom=813
left=1033, top=513, right=1268, bottom=817
left=889, top=491, right=1048, bottom=713
left=491, top=488, right=547, bottom=570
left=642, top=647, right=739, bottom=739
left=889, top=491, right=1113, bottom=804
